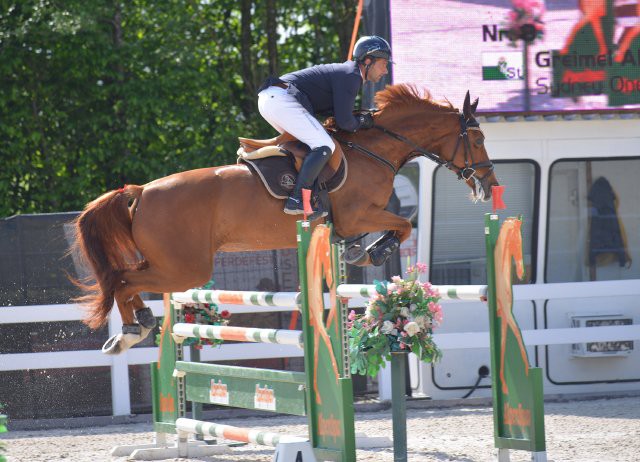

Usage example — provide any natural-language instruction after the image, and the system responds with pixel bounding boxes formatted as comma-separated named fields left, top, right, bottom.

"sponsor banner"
left=210, top=379, right=230, bottom=405
left=254, top=384, right=276, bottom=411
left=391, top=0, right=640, bottom=112
left=482, top=52, right=524, bottom=80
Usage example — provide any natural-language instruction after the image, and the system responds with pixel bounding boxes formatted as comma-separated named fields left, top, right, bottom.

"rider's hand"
left=357, top=112, right=374, bottom=129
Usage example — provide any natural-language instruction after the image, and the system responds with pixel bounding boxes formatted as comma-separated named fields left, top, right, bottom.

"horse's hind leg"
left=101, top=286, right=155, bottom=355
left=101, top=260, right=213, bottom=355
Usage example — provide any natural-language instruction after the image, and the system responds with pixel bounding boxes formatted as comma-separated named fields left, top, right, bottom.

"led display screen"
left=390, top=1, right=640, bottom=113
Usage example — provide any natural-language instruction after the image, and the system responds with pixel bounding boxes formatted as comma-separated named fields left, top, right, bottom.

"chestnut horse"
left=72, top=84, right=499, bottom=354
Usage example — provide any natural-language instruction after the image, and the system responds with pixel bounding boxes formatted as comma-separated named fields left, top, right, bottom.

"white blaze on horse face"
left=474, top=177, right=485, bottom=203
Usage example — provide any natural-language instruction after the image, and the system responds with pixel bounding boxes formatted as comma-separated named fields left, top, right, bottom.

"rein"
left=336, top=136, right=398, bottom=174
left=336, top=113, right=495, bottom=181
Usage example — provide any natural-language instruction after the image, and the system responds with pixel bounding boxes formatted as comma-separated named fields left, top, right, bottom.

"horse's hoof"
left=101, top=325, right=152, bottom=355
left=342, top=244, right=371, bottom=266
left=367, top=236, right=400, bottom=266
left=102, top=333, right=125, bottom=355
left=135, top=306, right=157, bottom=329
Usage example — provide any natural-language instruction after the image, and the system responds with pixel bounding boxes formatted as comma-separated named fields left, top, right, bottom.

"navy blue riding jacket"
left=261, top=61, right=364, bottom=133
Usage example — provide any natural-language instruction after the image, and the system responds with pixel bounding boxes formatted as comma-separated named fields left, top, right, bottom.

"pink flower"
left=391, top=275, right=402, bottom=284
left=348, top=310, right=357, bottom=321
left=400, top=342, right=406, bottom=349
left=415, top=262, right=428, bottom=274
left=423, top=282, right=440, bottom=298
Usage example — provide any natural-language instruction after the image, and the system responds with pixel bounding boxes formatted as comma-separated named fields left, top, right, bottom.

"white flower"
left=414, top=315, right=429, bottom=329
left=400, top=306, right=410, bottom=317
left=381, top=320, right=395, bottom=334
left=409, top=303, right=418, bottom=312
left=404, top=322, right=421, bottom=336
left=365, top=303, right=376, bottom=317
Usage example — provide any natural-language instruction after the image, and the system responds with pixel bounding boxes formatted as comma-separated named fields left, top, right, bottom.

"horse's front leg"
left=336, top=207, right=412, bottom=267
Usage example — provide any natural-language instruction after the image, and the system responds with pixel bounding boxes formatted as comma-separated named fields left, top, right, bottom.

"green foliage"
left=348, top=265, right=444, bottom=377
left=0, top=411, right=6, bottom=461
left=0, top=1, right=355, bottom=217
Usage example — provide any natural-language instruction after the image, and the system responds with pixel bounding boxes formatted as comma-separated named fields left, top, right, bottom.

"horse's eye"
left=475, top=137, right=484, bottom=147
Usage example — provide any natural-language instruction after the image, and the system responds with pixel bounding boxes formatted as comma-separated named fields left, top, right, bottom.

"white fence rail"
left=1, top=279, right=639, bottom=416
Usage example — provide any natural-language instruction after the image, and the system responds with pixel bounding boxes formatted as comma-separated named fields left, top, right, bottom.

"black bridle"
left=337, top=113, right=495, bottom=182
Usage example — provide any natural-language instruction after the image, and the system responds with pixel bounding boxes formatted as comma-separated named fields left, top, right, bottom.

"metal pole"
left=523, top=42, right=531, bottom=112
left=391, top=352, right=407, bottom=462
left=190, top=344, right=203, bottom=441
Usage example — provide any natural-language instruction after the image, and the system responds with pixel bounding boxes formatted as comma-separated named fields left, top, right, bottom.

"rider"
left=257, top=35, right=392, bottom=219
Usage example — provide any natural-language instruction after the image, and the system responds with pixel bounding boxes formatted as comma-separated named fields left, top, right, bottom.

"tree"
left=0, top=0, right=359, bottom=217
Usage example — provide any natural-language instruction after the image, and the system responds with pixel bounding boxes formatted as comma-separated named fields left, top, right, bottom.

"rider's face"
left=366, top=58, right=389, bottom=83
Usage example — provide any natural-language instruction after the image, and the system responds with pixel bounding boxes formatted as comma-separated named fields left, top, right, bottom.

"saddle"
left=237, top=132, right=347, bottom=200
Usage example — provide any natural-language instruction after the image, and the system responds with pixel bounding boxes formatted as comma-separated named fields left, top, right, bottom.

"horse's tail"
left=70, top=185, right=144, bottom=329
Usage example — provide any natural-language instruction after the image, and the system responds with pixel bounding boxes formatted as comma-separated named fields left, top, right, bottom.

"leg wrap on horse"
left=122, top=324, right=142, bottom=335
left=135, top=306, right=157, bottom=329
left=366, top=232, right=401, bottom=266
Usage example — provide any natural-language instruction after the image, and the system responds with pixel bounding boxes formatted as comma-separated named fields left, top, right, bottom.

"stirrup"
left=283, top=195, right=327, bottom=219
left=306, top=208, right=328, bottom=221
left=284, top=196, right=305, bottom=215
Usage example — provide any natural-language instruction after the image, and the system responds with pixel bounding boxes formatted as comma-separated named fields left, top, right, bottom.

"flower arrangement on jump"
left=180, top=303, right=231, bottom=349
left=156, top=281, right=231, bottom=349
left=505, top=0, right=545, bottom=45
left=348, top=263, right=443, bottom=377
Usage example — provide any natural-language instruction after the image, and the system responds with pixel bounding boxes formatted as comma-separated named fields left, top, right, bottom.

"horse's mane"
left=375, top=84, right=455, bottom=113
left=323, top=84, right=455, bottom=131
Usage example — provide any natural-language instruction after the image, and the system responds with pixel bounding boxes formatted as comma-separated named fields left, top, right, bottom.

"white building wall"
left=411, top=116, right=640, bottom=400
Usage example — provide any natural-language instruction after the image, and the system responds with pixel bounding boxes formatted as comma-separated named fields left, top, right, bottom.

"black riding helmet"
left=352, top=36, right=393, bottom=63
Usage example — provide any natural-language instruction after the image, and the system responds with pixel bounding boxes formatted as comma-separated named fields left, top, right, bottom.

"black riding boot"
left=284, top=145, right=332, bottom=218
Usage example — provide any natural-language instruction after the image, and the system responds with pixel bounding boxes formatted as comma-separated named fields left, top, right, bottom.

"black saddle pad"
left=240, top=154, right=347, bottom=200
left=241, top=155, right=297, bottom=199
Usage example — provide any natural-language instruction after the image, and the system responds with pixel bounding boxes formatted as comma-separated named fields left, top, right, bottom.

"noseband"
left=443, top=115, right=495, bottom=181
left=338, top=113, right=495, bottom=183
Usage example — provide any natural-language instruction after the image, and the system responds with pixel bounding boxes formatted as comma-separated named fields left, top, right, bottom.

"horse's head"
left=453, top=91, right=499, bottom=202
left=372, top=85, right=499, bottom=202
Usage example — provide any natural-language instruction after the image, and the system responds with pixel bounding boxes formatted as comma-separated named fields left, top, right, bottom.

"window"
left=431, top=161, right=538, bottom=285
left=547, top=158, right=640, bottom=282
left=353, top=162, right=421, bottom=285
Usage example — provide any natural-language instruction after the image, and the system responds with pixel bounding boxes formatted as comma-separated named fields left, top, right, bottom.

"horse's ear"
left=463, top=91, right=471, bottom=118
left=470, top=97, right=479, bottom=115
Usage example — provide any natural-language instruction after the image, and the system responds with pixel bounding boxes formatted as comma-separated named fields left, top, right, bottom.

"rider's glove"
left=357, top=112, right=374, bottom=130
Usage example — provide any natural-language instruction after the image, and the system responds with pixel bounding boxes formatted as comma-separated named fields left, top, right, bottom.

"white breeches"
left=258, top=86, right=335, bottom=152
